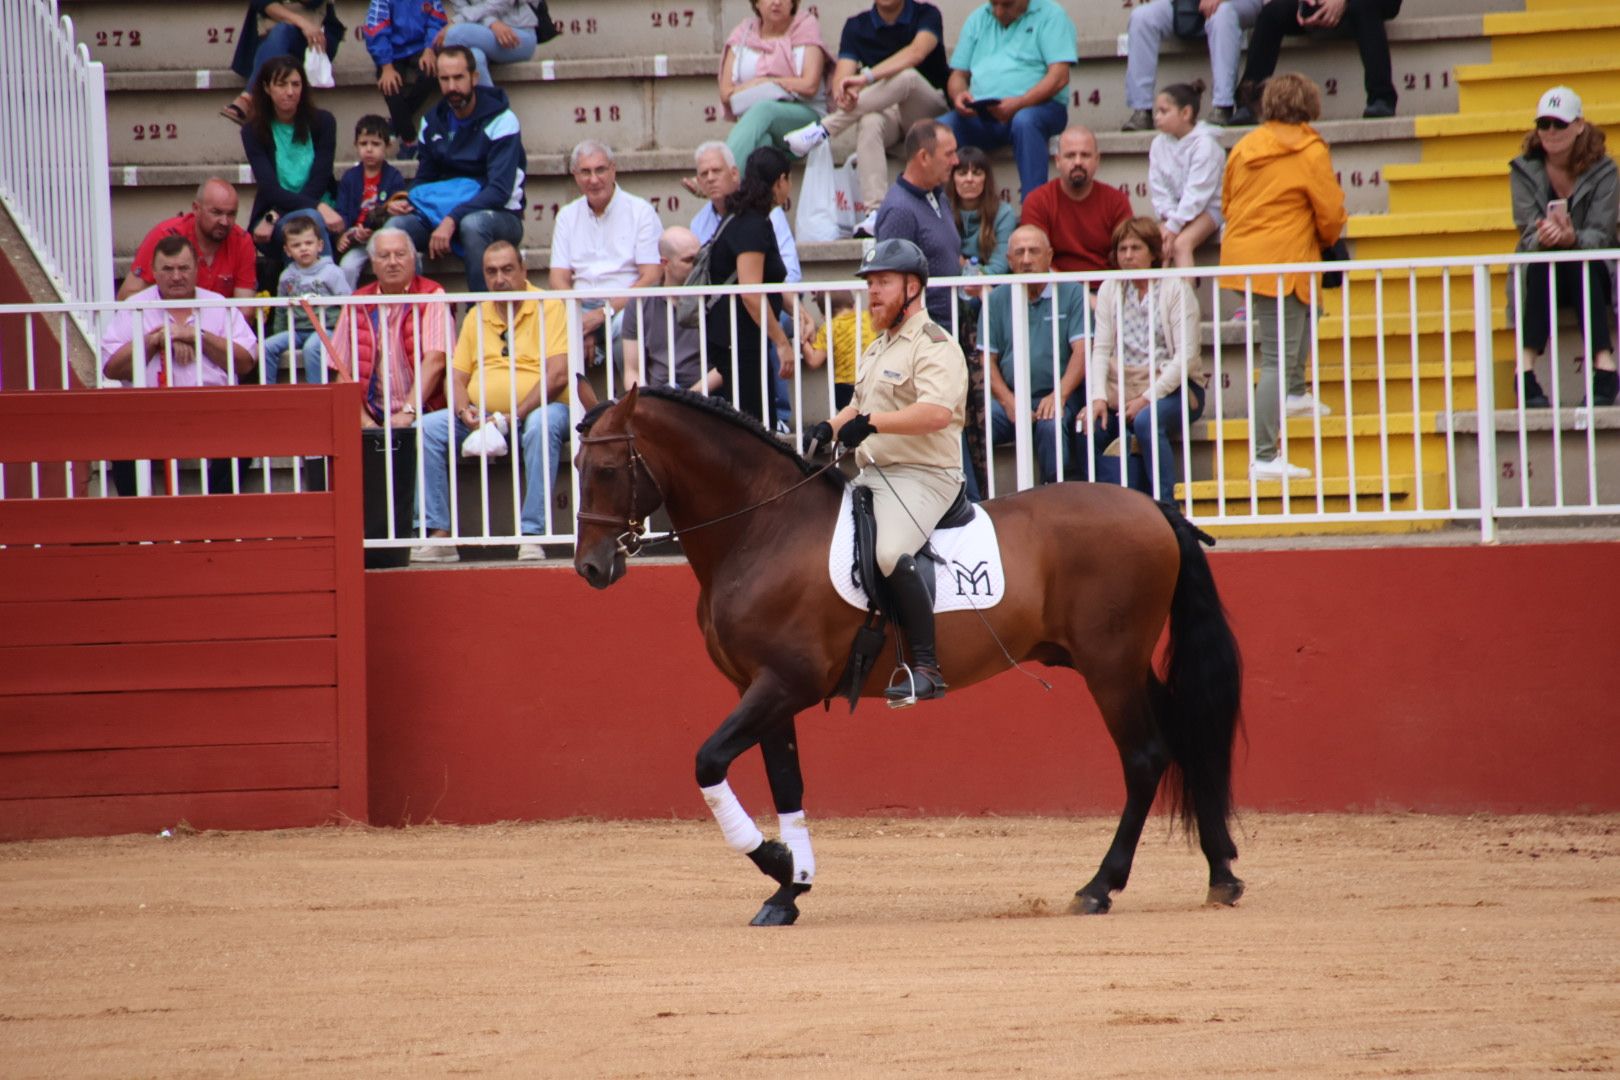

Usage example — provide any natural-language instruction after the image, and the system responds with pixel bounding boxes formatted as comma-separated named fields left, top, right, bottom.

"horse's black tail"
left=1151, top=503, right=1244, bottom=849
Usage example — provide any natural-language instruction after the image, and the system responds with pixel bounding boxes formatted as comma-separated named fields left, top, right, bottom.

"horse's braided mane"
left=578, top=385, right=847, bottom=489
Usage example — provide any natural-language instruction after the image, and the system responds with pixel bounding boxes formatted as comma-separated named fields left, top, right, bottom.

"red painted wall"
left=364, top=543, right=1620, bottom=824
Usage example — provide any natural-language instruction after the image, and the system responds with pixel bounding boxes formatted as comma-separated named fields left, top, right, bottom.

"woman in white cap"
left=1509, top=85, right=1618, bottom=408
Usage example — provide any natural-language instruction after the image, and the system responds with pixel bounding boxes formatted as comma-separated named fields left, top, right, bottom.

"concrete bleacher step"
left=1412, top=103, right=1620, bottom=163
left=1455, top=57, right=1620, bottom=114
left=1479, top=8, right=1620, bottom=62
left=1189, top=411, right=1454, bottom=478
left=1174, top=472, right=1451, bottom=536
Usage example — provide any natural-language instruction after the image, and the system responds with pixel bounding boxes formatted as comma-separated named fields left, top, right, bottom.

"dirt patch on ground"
left=2, top=813, right=1617, bottom=1078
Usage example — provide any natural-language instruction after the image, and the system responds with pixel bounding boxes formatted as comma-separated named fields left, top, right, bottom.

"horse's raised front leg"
left=1072, top=687, right=1168, bottom=916
left=694, top=675, right=811, bottom=926
left=750, top=718, right=815, bottom=926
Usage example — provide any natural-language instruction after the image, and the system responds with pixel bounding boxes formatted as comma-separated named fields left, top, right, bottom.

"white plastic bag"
left=460, top=411, right=510, bottom=459
left=795, top=141, right=841, bottom=244
left=304, top=47, right=335, bottom=89
left=833, top=151, right=861, bottom=235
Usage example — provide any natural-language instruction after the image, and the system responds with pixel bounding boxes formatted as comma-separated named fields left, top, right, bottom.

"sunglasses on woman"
left=1537, top=117, right=1571, bottom=131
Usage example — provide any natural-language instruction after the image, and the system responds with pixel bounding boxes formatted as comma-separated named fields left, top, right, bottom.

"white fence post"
left=1008, top=281, right=1034, bottom=491
left=1472, top=264, right=1499, bottom=544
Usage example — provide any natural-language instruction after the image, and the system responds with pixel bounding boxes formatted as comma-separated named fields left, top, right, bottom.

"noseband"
left=576, top=430, right=663, bottom=558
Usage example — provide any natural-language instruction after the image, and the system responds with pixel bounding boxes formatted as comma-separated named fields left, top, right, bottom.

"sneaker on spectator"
left=1589, top=368, right=1619, bottom=407
left=853, top=210, right=878, bottom=238
left=1121, top=109, right=1154, bottom=132
left=397, top=141, right=420, bottom=161
left=1362, top=99, right=1397, bottom=119
left=517, top=543, right=546, bottom=562
left=785, top=121, right=829, bottom=157
left=1250, top=457, right=1312, bottom=480
left=1519, top=370, right=1551, bottom=408
left=1228, top=105, right=1257, bottom=126
left=1208, top=105, right=1236, bottom=126
left=411, top=543, right=460, bottom=564
left=1285, top=392, right=1332, bottom=417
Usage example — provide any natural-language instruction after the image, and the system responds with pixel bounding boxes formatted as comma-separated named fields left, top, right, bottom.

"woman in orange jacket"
left=1219, top=73, right=1347, bottom=480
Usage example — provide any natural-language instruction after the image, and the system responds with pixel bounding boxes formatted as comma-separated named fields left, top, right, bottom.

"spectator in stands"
left=118, top=179, right=257, bottom=301
left=950, top=146, right=1017, bottom=277
left=224, top=0, right=345, bottom=127
left=101, top=236, right=259, bottom=497
left=1083, top=217, right=1206, bottom=499
left=981, top=224, right=1087, bottom=484
left=550, top=140, right=662, bottom=358
left=414, top=240, right=573, bottom=563
left=939, top=0, right=1077, bottom=202
left=782, top=0, right=952, bottom=236
left=717, top=0, right=833, bottom=164
left=803, top=290, right=876, bottom=410
left=690, top=142, right=803, bottom=281
left=1233, top=0, right=1401, bottom=123
left=322, top=229, right=451, bottom=425
left=103, top=236, right=258, bottom=388
left=1511, top=86, right=1618, bottom=409
left=1148, top=80, right=1226, bottom=268
left=704, top=146, right=796, bottom=424
left=875, top=119, right=962, bottom=327
left=263, top=215, right=348, bottom=385
left=1218, top=73, right=1346, bottom=480
left=241, top=56, right=342, bottom=262
left=1021, top=126, right=1134, bottom=275
left=439, top=1, right=541, bottom=87
left=621, top=227, right=722, bottom=394
left=364, top=0, right=449, bottom=157
left=380, top=45, right=526, bottom=295
left=1121, top=0, right=1262, bottom=130
left=334, top=115, right=408, bottom=289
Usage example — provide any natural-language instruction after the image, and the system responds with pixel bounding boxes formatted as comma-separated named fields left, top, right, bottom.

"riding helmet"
left=854, top=238, right=930, bottom=287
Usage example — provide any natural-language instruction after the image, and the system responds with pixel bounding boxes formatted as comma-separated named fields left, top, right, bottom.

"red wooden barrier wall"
left=0, top=386, right=368, bottom=840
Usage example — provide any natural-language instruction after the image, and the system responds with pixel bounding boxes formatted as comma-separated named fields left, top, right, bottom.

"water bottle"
left=963, top=256, right=981, bottom=277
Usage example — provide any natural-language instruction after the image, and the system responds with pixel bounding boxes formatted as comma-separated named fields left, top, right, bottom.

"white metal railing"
left=2, top=249, right=1619, bottom=554
left=0, top=1, right=113, bottom=343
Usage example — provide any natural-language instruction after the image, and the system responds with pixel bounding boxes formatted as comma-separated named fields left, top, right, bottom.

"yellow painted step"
left=1383, top=161, right=1511, bottom=214
left=1482, top=11, right=1620, bottom=63
left=1454, top=60, right=1620, bottom=114
left=1524, top=0, right=1616, bottom=11
left=1195, top=415, right=1454, bottom=476
left=1179, top=472, right=1452, bottom=536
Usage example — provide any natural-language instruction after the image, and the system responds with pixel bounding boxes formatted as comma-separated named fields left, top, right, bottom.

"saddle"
left=826, top=484, right=973, bottom=712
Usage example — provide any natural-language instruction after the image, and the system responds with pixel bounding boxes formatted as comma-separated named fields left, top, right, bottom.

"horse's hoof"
left=1069, top=891, right=1112, bottom=916
left=749, top=901, right=800, bottom=927
left=1206, top=878, right=1245, bottom=907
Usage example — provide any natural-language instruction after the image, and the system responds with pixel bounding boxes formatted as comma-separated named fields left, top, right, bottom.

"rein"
left=577, top=430, right=842, bottom=557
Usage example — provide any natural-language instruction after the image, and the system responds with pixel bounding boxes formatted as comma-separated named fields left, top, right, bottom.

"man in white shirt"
left=548, top=140, right=662, bottom=361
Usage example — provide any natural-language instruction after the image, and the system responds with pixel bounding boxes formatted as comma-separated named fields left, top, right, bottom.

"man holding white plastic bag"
left=785, top=0, right=952, bottom=237
left=413, top=241, right=576, bottom=564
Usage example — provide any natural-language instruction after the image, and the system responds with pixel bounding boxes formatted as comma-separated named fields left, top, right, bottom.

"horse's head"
left=574, top=387, right=662, bottom=589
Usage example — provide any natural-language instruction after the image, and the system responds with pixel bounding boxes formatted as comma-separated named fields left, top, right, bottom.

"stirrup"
left=884, top=663, right=946, bottom=709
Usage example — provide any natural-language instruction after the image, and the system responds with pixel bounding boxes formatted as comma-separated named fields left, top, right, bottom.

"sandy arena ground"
left=2, top=813, right=1617, bottom=1078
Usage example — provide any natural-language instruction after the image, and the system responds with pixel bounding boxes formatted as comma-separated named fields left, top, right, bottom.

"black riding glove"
left=837, top=413, right=876, bottom=449
left=805, top=420, right=834, bottom=456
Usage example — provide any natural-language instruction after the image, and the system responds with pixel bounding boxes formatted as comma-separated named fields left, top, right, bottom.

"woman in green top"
left=241, top=55, right=342, bottom=264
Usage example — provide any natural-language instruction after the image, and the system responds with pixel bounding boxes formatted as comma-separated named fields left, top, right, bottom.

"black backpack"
left=675, top=216, right=737, bottom=329
left=530, top=0, right=561, bottom=43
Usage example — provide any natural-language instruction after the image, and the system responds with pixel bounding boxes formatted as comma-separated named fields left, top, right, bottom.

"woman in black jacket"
left=241, top=55, right=342, bottom=262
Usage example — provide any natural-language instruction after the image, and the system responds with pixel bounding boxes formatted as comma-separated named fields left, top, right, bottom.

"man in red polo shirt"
left=118, top=178, right=258, bottom=300
left=1020, top=126, right=1134, bottom=274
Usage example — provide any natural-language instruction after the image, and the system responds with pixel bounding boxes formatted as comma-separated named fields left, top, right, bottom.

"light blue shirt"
left=948, top=0, right=1077, bottom=103
left=690, top=202, right=803, bottom=284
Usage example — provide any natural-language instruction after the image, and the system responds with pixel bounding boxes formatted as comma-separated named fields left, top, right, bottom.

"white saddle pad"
left=828, top=487, right=1005, bottom=613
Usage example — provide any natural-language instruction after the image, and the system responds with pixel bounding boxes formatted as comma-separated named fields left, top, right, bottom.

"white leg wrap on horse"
left=778, top=811, right=816, bottom=884
left=700, top=780, right=764, bottom=854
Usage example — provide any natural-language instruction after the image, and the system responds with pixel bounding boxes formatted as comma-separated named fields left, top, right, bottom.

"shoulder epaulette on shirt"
left=922, top=322, right=952, bottom=343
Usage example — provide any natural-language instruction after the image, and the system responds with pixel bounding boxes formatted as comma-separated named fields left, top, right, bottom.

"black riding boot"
left=883, top=554, right=947, bottom=703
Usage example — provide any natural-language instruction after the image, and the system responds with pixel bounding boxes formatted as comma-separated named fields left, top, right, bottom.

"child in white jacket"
left=1148, top=80, right=1226, bottom=268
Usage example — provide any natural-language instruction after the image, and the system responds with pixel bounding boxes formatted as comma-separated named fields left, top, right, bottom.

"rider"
left=809, top=239, right=968, bottom=703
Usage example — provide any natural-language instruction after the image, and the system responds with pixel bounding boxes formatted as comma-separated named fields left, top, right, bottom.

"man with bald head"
left=120, top=178, right=258, bottom=300
left=981, top=224, right=1088, bottom=483
left=621, top=226, right=722, bottom=394
left=1019, top=126, right=1134, bottom=274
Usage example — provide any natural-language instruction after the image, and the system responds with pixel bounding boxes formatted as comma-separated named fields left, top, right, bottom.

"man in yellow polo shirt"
left=414, top=240, right=573, bottom=563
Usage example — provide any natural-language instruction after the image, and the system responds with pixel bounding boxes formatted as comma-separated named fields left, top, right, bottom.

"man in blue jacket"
left=380, top=45, right=527, bottom=293
left=363, top=0, right=448, bottom=157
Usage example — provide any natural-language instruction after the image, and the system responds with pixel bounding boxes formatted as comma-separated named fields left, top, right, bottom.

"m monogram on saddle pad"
left=828, top=486, right=1006, bottom=613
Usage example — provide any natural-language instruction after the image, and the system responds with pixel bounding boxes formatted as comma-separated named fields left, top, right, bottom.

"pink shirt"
left=99, top=286, right=259, bottom=387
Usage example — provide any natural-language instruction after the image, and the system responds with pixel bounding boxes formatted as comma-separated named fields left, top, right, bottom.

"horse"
left=574, top=385, right=1244, bottom=926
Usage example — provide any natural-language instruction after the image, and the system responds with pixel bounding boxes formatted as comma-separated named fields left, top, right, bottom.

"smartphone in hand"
left=1547, top=198, right=1569, bottom=221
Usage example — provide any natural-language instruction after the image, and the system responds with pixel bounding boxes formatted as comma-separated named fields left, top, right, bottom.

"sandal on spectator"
left=219, top=100, right=249, bottom=126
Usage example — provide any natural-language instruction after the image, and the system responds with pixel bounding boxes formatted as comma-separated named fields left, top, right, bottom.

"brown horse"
left=575, top=385, right=1244, bottom=925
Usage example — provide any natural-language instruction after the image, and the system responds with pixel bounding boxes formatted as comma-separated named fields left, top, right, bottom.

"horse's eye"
left=597, top=465, right=617, bottom=479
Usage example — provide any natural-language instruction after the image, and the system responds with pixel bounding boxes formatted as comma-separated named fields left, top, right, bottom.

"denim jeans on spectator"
left=442, top=23, right=539, bottom=87
left=938, top=99, right=1068, bottom=201
left=249, top=23, right=307, bottom=87
left=416, top=402, right=569, bottom=536
left=1087, top=384, right=1205, bottom=500
left=989, top=396, right=1077, bottom=484
left=261, top=327, right=327, bottom=385
left=381, top=209, right=524, bottom=294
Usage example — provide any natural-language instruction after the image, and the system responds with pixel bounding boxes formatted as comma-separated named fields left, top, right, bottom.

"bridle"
left=576, top=427, right=842, bottom=558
